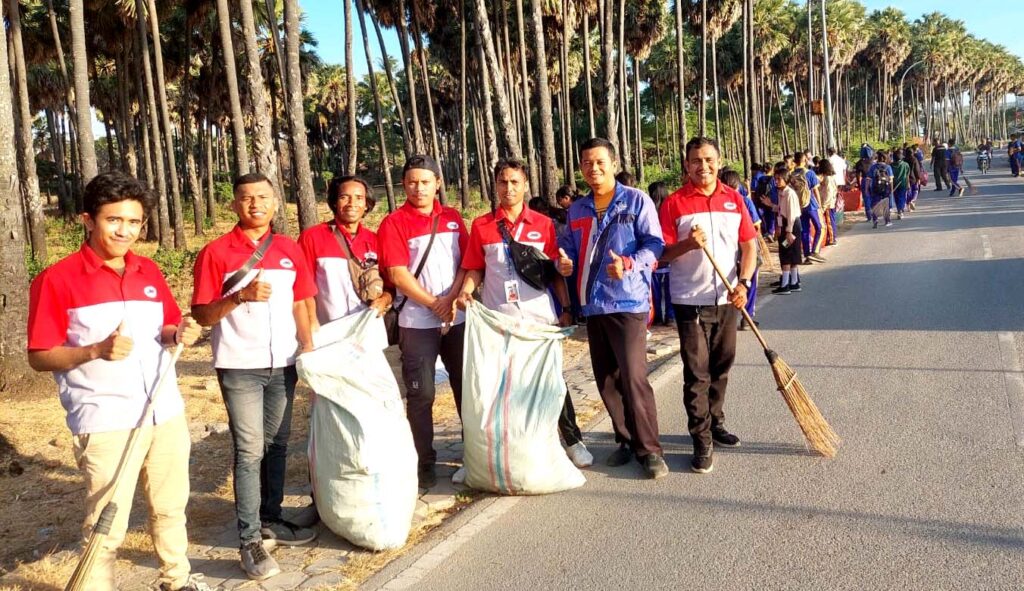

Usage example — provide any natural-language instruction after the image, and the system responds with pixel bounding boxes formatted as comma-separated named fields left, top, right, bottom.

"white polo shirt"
left=192, top=226, right=317, bottom=369
left=298, top=221, right=380, bottom=324
left=28, top=244, right=184, bottom=435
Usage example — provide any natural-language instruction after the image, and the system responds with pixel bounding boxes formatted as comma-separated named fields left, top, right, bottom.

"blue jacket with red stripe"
left=558, top=182, right=664, bottom=317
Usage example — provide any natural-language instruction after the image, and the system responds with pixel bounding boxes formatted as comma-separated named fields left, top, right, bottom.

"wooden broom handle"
left=698, top=243, right=771, bottom=351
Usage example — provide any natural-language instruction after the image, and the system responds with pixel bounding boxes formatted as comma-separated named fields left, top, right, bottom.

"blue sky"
left=302, top=0, right=1024, bottom=75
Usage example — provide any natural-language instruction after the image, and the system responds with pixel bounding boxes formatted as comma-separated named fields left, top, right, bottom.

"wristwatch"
left=737, top=278, right=752, bottom=290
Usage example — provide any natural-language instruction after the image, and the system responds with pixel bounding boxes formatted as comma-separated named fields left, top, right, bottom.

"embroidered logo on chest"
left=143, top=285, right=158, bottom=299
left=723, top=202, right=738, bottom=211
left=446, top=221, right=460, bottom=231
left=280, top=258, right=294, bottom=269
left=526, top=231, right=542, bottom=240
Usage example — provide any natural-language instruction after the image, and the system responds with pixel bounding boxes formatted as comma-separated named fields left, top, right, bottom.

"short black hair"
left=772, top=162, right=789, bottom=178
left=647, top=181, right=669, bottom=208
left=817, top=158, right=835, bottom=176
left=327, top=175, right=375, bottom=215
left=83, top=171, right=154, bottom=217
left=684, top=137, right=720, bottom=160
left=555, top=185, right=575, bottom=200
left=615, top=170, right=636, bottom=187
left=494, top=158, right=529, bottom=181
left=233, top=172, right=273, bottom=192
left=827, top=147, right=836, bottom=156
left=719, top=168, right=742, bottom=190
left=579, top=137, right=617, bottom=161
left=793, top=151, right=806, bottom=166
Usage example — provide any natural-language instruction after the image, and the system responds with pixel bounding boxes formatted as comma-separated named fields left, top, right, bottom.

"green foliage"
left=25, top=249, right=47, bottom=281
left=214, top=182, right=234, bottom=204
left=151, top=247, right=198, bottom=278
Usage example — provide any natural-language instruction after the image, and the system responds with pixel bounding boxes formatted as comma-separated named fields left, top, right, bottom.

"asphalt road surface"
left=369, top=152, right=1024, bottom=591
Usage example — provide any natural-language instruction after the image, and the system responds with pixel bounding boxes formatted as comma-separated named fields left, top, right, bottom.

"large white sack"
left=297, top=309, right=417, bottom=550
left=462, top=303, right=586, bottom=495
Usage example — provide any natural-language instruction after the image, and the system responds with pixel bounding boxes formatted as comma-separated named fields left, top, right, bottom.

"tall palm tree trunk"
left=344, top=0, right=359, bottom=174
left=69, top=0, right=97, bottom=183
left=135, top=12, right=172, bottom=248
left=472, top=0, right=523, bottom=158
left=354, top=0, right=396, bottom=211
left=410, top=8, right=445, bottom=198
left=460, top=0, right=470, bottom=208
left=6, top=0, right=46, bottom=260
left=284, top=0, right=320, bottom=230
left=475, top=37, right=499, bottom=174
left=368, top=9, right=413, bottom=158
left=180, top=28, right=203, bottom=236
left=215, top=0, right=250, bottom=174
left=674, top=0, right=687, bottom=155
left=583, top=9, right=596, bottom=138
left=395, top=0, right=425, bottom=153
left=603, top=0, right=618, bottom=151
left=711, top=36, right=722, bottom=140
left=514, top=0, right=539, bottom=189
left=699, top=0, right=708, bottom=136
left=530, top=0, right=558, bottom=200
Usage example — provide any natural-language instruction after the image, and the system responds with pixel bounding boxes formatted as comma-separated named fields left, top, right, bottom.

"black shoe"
left=690, top=448, right=714, bottom=474
left=418, top=465, right=437, bottom=489
left=260, top=519, right=317, bottom=546
left=802, top=257, right=813, bottom=265
left=643, top=454, right=669, bottom=479
left=605, top=444, right=633, bottom=467
left=711, top=428, right=741, bottom=447
left=738, top=321, right=749, bottom=331
left=771, top=284, right=791, bottom=295
left=770, top=279, right=782, bottom=287
left=789, top=282, right=802, bottom=292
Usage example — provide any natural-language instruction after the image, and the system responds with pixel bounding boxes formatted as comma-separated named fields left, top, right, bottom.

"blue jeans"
left=894, top=187, right=908, bottom=212
left=217, top=366, right=298, bottom=542
left=651, top=271, right=674, bottom=324
left=800, top=207, right=822, bottom=256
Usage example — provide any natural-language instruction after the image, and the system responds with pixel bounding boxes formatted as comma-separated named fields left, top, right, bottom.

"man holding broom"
left=27, top=171, right=208, bottom=590
left=658, top=137, right=758, bottom=474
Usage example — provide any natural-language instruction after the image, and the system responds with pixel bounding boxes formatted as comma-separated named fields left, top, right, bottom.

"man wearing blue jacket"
left=557, top=137, right=668, bottom=479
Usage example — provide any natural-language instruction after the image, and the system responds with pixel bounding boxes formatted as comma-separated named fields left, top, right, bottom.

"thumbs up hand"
left=556, top=248, right=574, bottom=277
left=606, top=250, right=626, bottom=281
left=96, top=320, right=134, bottom=361
left=240, top=269, right=272, bottom=303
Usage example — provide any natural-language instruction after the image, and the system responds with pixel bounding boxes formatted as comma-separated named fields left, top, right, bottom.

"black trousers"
left=399, top=323, right=465, bottom=468
left=933, top=163, right=951, bottom=190
left=586, top=313, right=662, bottom=457
left=674, top=304, right=738, bottom=450
left=558, top=391, right=582, bottom=447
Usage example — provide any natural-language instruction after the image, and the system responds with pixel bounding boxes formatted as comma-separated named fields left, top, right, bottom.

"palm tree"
left=472, top=0, right=522, bottom=158
left=343, top=0, right=359, bottom=174
left=237, top=0, right=287, bottom=233
left=284, top=0, right=319, bottom=230
left=0, top=14, right=31, bottom=385
left=214, top=0, right=250, bottom=174
left=135, top=7, right=173, bottom=248
left=529, top=0, right=558, bottom=200
left=602, top=0, right=617, bottom=150
left=6, top=0, right=46, bottom=261
left=69, top=0, right=97, bottom=182
left=354, top=0, right=397, bottom=211
left=513, top=0, right=539, bottom=190
left=864, top=7, right=911, bottom=141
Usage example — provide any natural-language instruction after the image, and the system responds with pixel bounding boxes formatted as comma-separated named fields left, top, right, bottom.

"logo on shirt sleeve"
left=280, top=258, right=294, bottom=269
left=446, top=221, right=460, bottom=230
left=724, top=202, right=738, bottom=211
left=143, top=286, right=158, bottom=299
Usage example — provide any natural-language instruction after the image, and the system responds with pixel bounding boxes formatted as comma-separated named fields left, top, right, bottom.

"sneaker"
left=789, top=282, right=802, bottom=292
left=809, top=254, right=826, bottom=263
left=605, top=444, right=633, bottom=467
left=260, top=520, right=317, bottom=546
left=690, top=448, right=714, bottom=474
left=643, top=454, right=669, bottom=479
left=451, top=466, right=467, bottom=484
left=872, top=220, right=878, bottom=229
left=958, top=187, right=965, bottom=196
left=884, top=221, right=893, bottom=227
left=897, top=212, right=904, bottom=220
left=159, top=574, right=214, bottom=591
left=418, top=465, right=436, bottom=489
left=288, top=503, right=319, bottom=529
left=771, top=284, right=791, bottom=295
left=565, top=442, right=594, bottom=468
left=909, top=202, right=916, bottom=211
left=711, top=428, right=741, bottom=447
left=240, top=539, right=280, bottom=581
left=769, top=279, right=782, bottom=288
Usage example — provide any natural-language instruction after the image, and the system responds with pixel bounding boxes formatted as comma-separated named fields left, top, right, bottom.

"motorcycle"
left=977, top=150, right=991, bottom=174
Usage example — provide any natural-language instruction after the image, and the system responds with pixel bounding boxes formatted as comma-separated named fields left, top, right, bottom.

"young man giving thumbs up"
left=558, top=138, right=668, bottom=479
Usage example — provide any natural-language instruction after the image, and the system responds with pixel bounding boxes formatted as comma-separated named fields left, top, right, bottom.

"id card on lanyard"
left=502, top=220, right=523, bottom=304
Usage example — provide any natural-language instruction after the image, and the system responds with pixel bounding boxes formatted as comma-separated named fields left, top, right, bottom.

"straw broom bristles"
left=766, top=349, right=840, bottom=458
left=756, top=234, right=779, bottom=273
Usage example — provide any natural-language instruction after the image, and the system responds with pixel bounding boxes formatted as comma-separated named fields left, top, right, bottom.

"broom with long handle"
left=65, top=342, right=186, bottom=591
left=700, top=244, right=839, bottom=458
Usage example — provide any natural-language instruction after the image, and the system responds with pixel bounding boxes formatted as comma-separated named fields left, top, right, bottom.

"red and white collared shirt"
left=28, top=244, right=183, bottom=435
left=378, top=201, right=468, bottom=329
left=659, top=181, right=756, bottom=306
left=192, top=226, right=317, bottom=369
left=461, top=207, right=558, bottom=325
left=298, top=221, right=379, bottom=324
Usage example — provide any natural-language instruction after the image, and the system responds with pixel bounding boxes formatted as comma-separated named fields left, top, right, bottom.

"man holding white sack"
left=456, top=158, right=593, bottom=469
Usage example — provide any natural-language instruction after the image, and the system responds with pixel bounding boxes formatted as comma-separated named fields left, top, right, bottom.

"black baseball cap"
left=402, top=154, right=442, bottom=178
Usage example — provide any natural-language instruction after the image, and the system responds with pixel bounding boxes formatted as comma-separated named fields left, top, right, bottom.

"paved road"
left=369, top=154, right=1024, bottom=591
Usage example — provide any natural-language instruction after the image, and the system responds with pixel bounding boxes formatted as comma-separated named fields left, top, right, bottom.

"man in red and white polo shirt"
left=378, top=155, right=468, bottom=490
left=27, top=172, right=206, bottom=591
left=191, top=173, right=317, bottom=581
left=298, top=175, right=392, bottom=325
left=457, top=158, right=594, bottom=471
left=659, top=137, right=757, bottom=475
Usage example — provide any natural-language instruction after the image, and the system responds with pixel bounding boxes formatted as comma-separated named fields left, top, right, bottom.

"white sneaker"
left=451, top=466, right=467, bottom=484
left=565, top=442, right=594, bottom=468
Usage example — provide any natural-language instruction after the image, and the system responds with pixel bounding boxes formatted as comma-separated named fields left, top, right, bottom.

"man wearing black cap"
left=378, top=155, right=469, bottom=489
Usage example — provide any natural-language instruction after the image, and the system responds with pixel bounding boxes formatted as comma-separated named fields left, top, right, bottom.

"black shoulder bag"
left=221, top=232, right=274, bottom=296
left=496, top=221, right=557, bottom=290
left=384, top=215, right=440, bottom=345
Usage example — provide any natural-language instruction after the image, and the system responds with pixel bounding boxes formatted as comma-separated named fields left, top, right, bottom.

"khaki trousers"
left=72, top=413, right=192, bottom=590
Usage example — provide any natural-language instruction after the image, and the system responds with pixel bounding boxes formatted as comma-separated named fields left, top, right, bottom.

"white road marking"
left=981, top=234, right=993, bottom=259
left=380, top=497, right=523, bottom=590
left=996, top=332, right=1024, bottom=448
